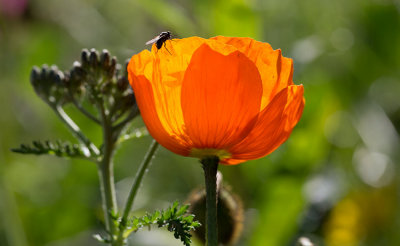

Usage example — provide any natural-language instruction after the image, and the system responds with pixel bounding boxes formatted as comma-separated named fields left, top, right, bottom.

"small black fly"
left=146, top=31, right=172, bottom=53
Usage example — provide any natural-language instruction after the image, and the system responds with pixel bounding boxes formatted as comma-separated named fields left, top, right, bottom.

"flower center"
left=190, top=148, right=231, bottom=160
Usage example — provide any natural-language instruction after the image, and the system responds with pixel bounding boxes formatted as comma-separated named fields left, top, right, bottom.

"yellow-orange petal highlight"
left=128, top=36, right=305, bottom=164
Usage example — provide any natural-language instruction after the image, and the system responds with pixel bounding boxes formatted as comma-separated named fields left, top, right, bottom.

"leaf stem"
left=201, top=156, right=219, bottom=246
left=116, top=139, right=159, bottom=244
left=112, top=106, right=139, bottom=134
left=53, top=106, right=100, bottom=156
left=68, top=89, right=101, bottom=125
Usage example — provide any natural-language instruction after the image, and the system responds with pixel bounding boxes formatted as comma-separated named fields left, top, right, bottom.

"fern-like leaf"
left=123, top=201, right=201, bottom=246
left=11, top=140, right=93, bottom=160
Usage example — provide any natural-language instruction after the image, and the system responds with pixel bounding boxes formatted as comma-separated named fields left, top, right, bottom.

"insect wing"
left=146, top=36, right=160, bottom=45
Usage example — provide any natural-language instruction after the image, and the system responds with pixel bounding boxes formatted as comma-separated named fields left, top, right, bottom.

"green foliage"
left=93, top=202, right=200, bottom=245
left=123, top=202, right=201, bottom=246
left=11, top=140, right=92, bottom=160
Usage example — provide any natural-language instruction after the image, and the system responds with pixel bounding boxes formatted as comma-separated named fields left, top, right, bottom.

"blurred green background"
left=1, top=0, right=399, bottom=245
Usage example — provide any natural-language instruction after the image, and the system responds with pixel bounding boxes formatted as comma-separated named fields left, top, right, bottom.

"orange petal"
left=128, top=52, right=191, bottom=156
left=128, top=37, right=242, bottom=155
left=135, top=37, right=209, bottom=147
left=128, top=49, right=152, bottom=77
left=222, top=85, right=305, bottom=165
left=211, top=36, right=294, bottom=110
left=181, top=43, right=263, bottom=150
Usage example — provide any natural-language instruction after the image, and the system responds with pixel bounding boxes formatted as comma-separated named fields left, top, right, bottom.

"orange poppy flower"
left=128, top=36, right=304, bottom=165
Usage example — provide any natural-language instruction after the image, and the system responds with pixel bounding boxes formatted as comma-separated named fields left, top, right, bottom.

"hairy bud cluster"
left=30, top=49, right=137, bottom=122
left=30, top=65, right=68, bottom=106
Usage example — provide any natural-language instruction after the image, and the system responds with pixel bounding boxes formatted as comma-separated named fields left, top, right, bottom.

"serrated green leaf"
left=152, top=210, right=160, bottom=221
left=122, top=202, right=201, bottom=246
left=183, top=215, right=194, bottom=223
left=176, top=204, right=189, bottom=216
left=11, top=140, right=95, bottom=160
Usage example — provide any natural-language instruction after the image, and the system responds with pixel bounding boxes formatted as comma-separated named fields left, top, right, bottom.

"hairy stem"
left=201, top=156, right=219, bottom=246
left=97, top=157, right=117, bottom=242
left=116, top=140, right=159, bottom=244
left=97, top=101, right=118, bottom=244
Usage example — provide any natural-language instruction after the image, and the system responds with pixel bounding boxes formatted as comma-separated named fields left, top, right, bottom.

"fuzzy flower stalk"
left=128, top=36, right=305, bottom=245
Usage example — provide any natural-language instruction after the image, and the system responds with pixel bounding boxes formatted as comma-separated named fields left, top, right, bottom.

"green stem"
left=116, top=140, right=159, bottom=244
left=53, top=106, right=100, bottom=156
left=68, top=89, right=101, bottom=125
left=112, top=106, right=139, bottom=135
left=97, top=103, right=118, bottom=244
left=97, top=157, right=117, bottom=241
left=201, top=156, right=219, bottom=246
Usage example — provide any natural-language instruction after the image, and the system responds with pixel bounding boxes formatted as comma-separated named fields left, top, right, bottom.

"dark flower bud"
left=123, top=58, right=130, bottom=78
left=49, top=65, right=64, bottom=84
left=49, top=65, right=58, bottom=73
left=70, top=62, right=86, bottom=82
left=100, top=49, right=111, bottom=69
left=66, top=62, right=86, bottom=99
left=30, top=66, right=40, bottom=86
left=30, top=64, right=68, bottom=105
left=188, top=185, right=244, bottom=245
left=30, top=66, right=45, bottom=99
left=108, top=56, right=117, bottom=77
left=40, top=64, right=49, bottom=81
left=117, top=77, right=129, bottom=92
left=81, top=49, right=90, bottom=67
left=89, top=49, right=99, bottom=68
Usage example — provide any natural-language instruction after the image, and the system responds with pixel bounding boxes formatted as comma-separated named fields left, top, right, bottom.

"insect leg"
left=164, top=42, right=172, bottom=55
